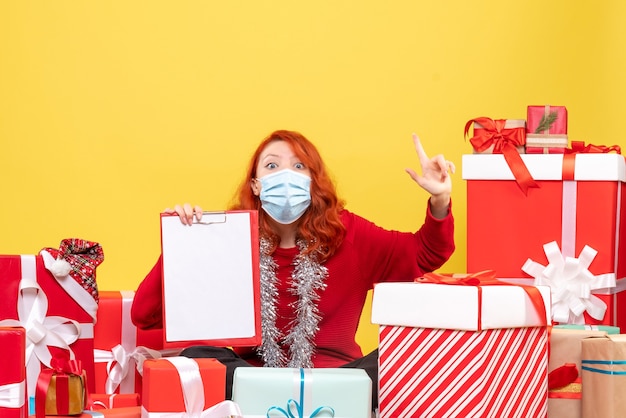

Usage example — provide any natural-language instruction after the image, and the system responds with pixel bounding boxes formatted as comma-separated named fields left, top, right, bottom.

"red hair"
left=229, top=130, right=346, bottom=262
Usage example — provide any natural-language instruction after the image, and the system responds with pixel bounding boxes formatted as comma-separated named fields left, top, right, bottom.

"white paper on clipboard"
left=160, top=210, right=260, bottom=346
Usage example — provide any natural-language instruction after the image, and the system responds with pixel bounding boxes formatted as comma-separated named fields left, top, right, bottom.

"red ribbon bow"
left=416, top=270, right=548, bottom=330
left=566, top=141, right=621, bottom=155
left=464, top=117, right=539, bottom=195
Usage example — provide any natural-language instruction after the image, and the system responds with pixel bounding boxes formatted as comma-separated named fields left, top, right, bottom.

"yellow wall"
left=2, top=1, right=626, bottom=354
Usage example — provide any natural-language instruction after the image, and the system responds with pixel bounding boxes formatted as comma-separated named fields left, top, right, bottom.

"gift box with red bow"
left=463, top=151, right=626, bottom=329
left=0, top=239, right=104, bottom=402
left=371, top=272, right=551, bottom=418
left=141, top=357, right=227, bottom=417
left=546, top=327, right=611, bottom=418
left=35, top=358, right=87, bottom=418
left=93, top=291, right=170, bottom=397
left=0, top=327, right=27, bottom=418
left=465, top=117, right=539, bottom=194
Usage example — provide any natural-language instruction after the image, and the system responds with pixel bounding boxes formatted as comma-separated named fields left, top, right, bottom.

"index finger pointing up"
left=413, top=133, right=429, bottom=165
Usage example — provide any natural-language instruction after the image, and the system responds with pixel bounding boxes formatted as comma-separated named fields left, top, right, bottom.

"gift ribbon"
left=35, top=358, right=86, bottom=418
left=417, top=270, right=548, bottom=331
left=548, top=363, right=578, bottom=390
left=566, top=141, right=621, bottom=155
left=94, top=344, right=164, bottom=394
left=0, top=381, right=25, bottom=408
left=266, top=368, right=335, bottom=418
left=522, top=241, right=616, bottom=324
left=464, top=117, right=538, bottom=194
left=144, top=357, right=243, bottom=418
left=581, top=359, right=626, bottom=375
left=0, top=255, right=83, bottom=399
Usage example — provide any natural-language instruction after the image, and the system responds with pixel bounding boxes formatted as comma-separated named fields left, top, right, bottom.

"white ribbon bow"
left=144, top=357, right=242, bottom=418
left=94, top=344, right=164, bottom=394
left=0, top=381, right=25, bottom=408
left=522, top=241, right=616, bottom=324
left=0, top=255, right=81, bottom=397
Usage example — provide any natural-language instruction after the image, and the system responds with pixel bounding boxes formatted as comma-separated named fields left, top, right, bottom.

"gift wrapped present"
left=0, top=326, right=27, bottom=418
left=31, top=406, right=142, bottom=418
left=526, top=105, right=568, bottom=154
left=463, top=152, right=626, bottom=328
left=371, top=271, right=551, bottom=418
left=0, top=239, right=104, bottom=401
left=35, top=358, right=87, bottom=418
left=89, top=393, right=140, bottom=410
left=232, top=367, right=371, bottom=418
left=141, top=357, right=227, bottom=417
left=581, top=334, right=626, bottom=417
left=527, top=105, right=568, bottom=135
left=546, top=328, right=608, bottom=418
left=464, top=117, right=537, bottom=194
left=553, top=324, right=621, bottom=333
left=94, top=291, right=172, bottom=397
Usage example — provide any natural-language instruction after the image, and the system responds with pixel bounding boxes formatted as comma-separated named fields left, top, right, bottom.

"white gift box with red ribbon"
left=371, top=280, right=551, bottom=418
left=0, top=253, right=98, bottom=400
left=463, top=152, right=626, bottom=328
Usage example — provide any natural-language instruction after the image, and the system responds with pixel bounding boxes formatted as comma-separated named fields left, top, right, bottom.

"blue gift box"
left=232, top=367, right=371, bottom=418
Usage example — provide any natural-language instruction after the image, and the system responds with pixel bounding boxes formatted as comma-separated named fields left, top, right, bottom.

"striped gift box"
left=372, top=280, right=551, bottom=418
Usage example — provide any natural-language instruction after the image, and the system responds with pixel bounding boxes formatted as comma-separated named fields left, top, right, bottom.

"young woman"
left=131, top=129, right=455, bottom=407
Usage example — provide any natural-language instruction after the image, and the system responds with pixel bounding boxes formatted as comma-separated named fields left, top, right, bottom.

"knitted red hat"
left=42, top=238, right=104, bottom=302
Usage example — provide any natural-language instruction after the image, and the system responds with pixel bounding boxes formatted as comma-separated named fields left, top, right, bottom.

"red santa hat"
left=42, top=238, right=104, bottom=302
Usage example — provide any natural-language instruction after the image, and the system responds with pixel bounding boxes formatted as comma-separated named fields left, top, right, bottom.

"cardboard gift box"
left=581, top=334, right=626, bottom=417
left=94, top=291, right=168, bottom=396
left=142, top=357, right=226, bottom=416
left=371, top=274, right=551, bottom=418
left=232, top=367, right=372, bottom=418
left=0, top=327, right=27, bottom=418
left=35, top=359, right=87, bottom=418
left=463, top=153, right=626, bottom=328
left=0, top=246, right=102, bottom=400
left=547, top=328, right=608, bottom=418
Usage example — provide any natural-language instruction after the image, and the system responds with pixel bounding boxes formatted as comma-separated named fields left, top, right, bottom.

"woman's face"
left=252, top=140, right=311, bottom=196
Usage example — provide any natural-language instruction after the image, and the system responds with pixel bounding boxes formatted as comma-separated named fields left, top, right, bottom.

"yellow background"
left=2, top=1, right=625, bottom=354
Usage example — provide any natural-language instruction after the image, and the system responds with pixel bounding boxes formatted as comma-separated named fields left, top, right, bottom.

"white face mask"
left=258, top=169, right=311, bottom=224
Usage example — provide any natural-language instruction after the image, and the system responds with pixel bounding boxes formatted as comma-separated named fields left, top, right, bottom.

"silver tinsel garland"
left=257, top=237, right=328, bottom=368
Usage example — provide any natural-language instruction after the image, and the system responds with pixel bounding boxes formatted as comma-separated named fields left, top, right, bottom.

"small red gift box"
left=463, top=153, right=626, bottom=329
left=94, top=291, right=167, bottom=396
left=0, top=249, right=101, bottom=399
left=527, top=105, right=568, bottom=135
left=0, top=327, right=27, bottom=418
left=89, top=393, right=140, bottom=410
left=142, top=357, right=226, bottom=416
left=371, top=273, right=551, bottom=418
left=526, top=105, right=569, bottom=154
left=30, top=406, right=141, bottom=418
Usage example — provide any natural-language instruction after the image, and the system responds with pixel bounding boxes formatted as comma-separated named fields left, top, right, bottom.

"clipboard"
left=160, top=210, right=261, bottom=348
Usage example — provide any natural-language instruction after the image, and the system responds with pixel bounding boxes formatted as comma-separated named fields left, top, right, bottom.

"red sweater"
left=131, top=205, right=454, bottom=367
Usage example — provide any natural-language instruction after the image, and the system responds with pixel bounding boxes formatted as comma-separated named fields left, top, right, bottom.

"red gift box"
left=93, top=291, right=168, bottom=396
left=527, top=105, right=568, bottom=135
left=0, top=253, right=99, bottom=399
left=0, top=327, right=27, bottom=418
left=142, top=357, right=226, bottom=416
left=30, top=406, right=141, bottom=418
left=89, top=393, right=140, bottom=410
left=371, top=274, right=551, bottom=418
left=463, top=153, right=626, bottom=328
